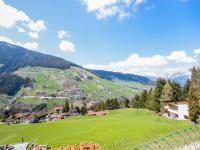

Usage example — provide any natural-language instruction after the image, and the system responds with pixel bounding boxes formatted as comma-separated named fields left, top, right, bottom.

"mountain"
left=0, top=41, right=79, bottom=74
left=0, top=41, right=151, bottom=111
left=146, top=73, right=190, bottom=86
left=170, top=74, right=190, bottom=86
left=91, top=70, right=154, bottom=85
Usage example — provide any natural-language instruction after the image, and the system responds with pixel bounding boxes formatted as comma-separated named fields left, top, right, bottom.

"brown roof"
left=54, top=106, right=64, bottom=111
left=14, top=113, right=23, bottom=119
left=87, top=111, right=106, bottom=116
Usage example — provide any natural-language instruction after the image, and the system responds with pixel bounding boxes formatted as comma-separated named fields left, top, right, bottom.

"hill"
left=0, top=41, right=152, bottom=111
left=0, top=41, right=79, bottom=74
left=0, top=109, right=192, bottom=150
left=91, top=70, right=154, bottom=85
left=9, top=66, right=151, bottom=111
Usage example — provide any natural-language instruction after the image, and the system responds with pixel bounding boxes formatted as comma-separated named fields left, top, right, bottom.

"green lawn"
left=0, top=109, right=192, bottom=150
left=17, top=98, right=42, bottom=105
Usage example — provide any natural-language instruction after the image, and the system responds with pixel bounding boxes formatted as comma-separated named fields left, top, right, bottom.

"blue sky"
left=0, top=0, right=200, bottom=77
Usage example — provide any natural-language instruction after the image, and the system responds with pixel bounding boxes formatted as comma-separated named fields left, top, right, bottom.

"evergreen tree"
left=170, top=81, right=182, bottom=102
left=80, top=106, right=87, bottom=115
left=112, top=98, right=119, bottom=109
left=188, top=67, right=200, bottom=123
left=161, top=81, right=173, bottom=102
left=151, top=78, right=166, bottom=112
left=182, top=79, right=190, bottom=99
left=139, top=90, right=148, bottom=108
left=63, top=100, right=70, bottom=112
left=124, top=98, right=130, bottom=108
left=131, top=94, right=140, bottom=109
left=148, top=88, right=155, bottom=110
left=105, top=99, right=112, bottom=110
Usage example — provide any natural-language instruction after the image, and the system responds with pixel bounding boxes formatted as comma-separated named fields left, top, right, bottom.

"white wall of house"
left=176, top=103, right=189, bottom=120
left=164, top=101, right=189, bottom=120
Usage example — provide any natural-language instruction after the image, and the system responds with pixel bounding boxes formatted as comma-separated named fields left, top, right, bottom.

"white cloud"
left=58, top=30, right=70, bottom=39
left=17, top=27, right=25, bottom=33
left=28, top=20, right=46, bottom=32
left=0, top=0, right=29, bottom=28
left=81, top=0, right=147, bottom=20
left=0, top=36, right=38, bottom=50
left=0, top=0, right=46, bottom=36
left=97, top=6, right=119, bottom=19
left=0, top=36, right=14, bottom=44
left=59, top=40, right=76, bottom=53
left=84, top=50, right=198, bottom=77
left=22, top=42, right=38, bottom=50
left=194, top=48, right=200, bottom=54
left=28, top=32, right=39, bottom=39
left=135, top=0, right=146, bottom=5
left=81, top=0, right=118, bottom=11
left=166, top=51, right=196, bottom=63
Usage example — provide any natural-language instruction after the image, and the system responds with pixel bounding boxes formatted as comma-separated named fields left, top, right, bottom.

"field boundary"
left=132, top=126, right=200, bottom=150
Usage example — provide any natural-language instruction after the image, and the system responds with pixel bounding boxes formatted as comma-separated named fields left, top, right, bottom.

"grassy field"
left=0, top=109, right=192, bottom=150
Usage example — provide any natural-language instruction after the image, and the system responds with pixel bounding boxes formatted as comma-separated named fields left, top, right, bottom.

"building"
left=163, top=101, right=189, bottom=120
left=53, top=106, right=64, bottom=114
left=87, top=111, right=107, bottom=116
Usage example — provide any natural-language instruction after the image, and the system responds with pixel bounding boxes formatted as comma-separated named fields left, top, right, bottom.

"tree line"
left=88, top=67, right=200, bottom=123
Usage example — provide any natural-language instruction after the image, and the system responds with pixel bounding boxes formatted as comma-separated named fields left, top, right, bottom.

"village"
left=3, top=104, right=107, bottom=125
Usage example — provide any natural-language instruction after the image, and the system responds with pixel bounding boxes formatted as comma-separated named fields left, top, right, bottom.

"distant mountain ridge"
left=170, top=74, right=190, bottom=86
left=91, top=70, right=154, bottom=85
left=0, top=41, right=80, bottom=74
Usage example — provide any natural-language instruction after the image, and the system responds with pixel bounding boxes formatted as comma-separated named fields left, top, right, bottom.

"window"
left=168, top=104, right=178, bottom=111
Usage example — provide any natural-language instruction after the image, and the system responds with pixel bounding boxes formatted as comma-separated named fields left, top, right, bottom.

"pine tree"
left=160, top=81, right=173, bottom=102
left=63, top=100, right=70, bottom=112
left=188, top=67, right=200, bottom=123
left=105, top=99, right=112, bottom=110
left=124, top=98, right=130, bottom=108
left=148, top=88, right=155, bottom=110
left=170, top=81, right=182, bottom=102
left=131, top=94, right=140, bottom=109
left=151, top=78, right=166, bottom=112
left=151, top=78, right=166, bottom=113
left=112, top=98, right=119, bottom=109
left=80, top=106, right=87, bottom=115
left=139, top=90, right=148, bottom=108
left=182, top=79, right=190, bottom=99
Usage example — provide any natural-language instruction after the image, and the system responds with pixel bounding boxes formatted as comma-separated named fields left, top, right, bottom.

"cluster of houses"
left=0, top=142, right=100, bottom=150
left=5, top=106, right=80, bottom=125
left=4, top=105, right=108, bottom=125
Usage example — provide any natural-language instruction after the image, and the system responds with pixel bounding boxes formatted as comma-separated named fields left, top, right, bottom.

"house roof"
left=87, top=111, right=107, bottom=116
left=14, top=113, right=24, bottom=119
left=54, top=106, right=64, bottom=111
left=11, top=142, right=32, bottom=150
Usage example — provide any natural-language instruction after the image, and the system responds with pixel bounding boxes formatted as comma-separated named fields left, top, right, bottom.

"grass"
left=45, top=99, right=65, bottom=111
left=17, top=98, right=42, bottom=105
left=0, top=109, right=192, bottom=150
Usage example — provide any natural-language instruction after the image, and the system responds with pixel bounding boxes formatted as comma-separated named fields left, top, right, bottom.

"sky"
left=0, top=0, right=200, bottom=77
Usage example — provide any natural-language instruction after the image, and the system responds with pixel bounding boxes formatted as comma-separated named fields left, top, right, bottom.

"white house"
left=163, top=101, right=189, bottom=120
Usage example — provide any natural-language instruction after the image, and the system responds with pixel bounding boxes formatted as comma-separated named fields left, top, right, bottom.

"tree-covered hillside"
left=91, top=70, right=154, bottom=85
left=0, top=41, right=79, bottom=74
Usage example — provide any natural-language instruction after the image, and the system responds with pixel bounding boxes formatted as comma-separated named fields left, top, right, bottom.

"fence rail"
left=132, top=126, right=200, bottom=150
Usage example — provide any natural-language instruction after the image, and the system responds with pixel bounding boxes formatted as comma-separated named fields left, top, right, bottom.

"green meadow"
left=0, top=109, right=192, bottom=150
